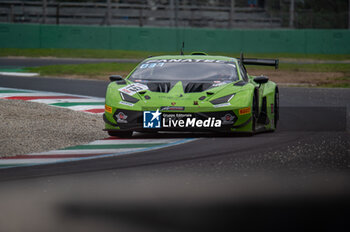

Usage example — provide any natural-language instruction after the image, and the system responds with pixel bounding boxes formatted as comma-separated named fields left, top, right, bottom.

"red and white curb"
left=0, top=87, right=105, bottom=114
left=0, top=87, right=195, bottom=168
left=0, top=137, right=194, bottom=168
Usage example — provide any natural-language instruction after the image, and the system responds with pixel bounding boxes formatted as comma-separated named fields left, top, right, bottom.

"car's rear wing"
left=238, top=53, right=279, bottom=69
left=242, top=58, right=279, bottom=69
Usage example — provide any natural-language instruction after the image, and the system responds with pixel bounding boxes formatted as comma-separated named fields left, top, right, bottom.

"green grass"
left=25, top=62, right=137, bottom=77
left=212, top=52, right=350, bottom=61
left=334, top=76, right=350, bottom=81
left=2, top=48, right=350, bottom=60
left=0, top=68, right=25, bottom=72
left=0, top=48, right=168, bottom=59
left=281, top=63, right=350, bottom=72
left=25, top=62, right=350, bottom=78
left=318, top=83, right=350, bottom=88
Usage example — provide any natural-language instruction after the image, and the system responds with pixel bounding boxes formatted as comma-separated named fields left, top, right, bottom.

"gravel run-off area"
left=0, top=99, right=106, bottom=157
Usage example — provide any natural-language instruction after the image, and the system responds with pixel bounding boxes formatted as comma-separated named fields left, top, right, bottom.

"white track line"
left=0, top=72, right=39, bottom=77
left=30, top=99, right=104, bottom=104
left=65, top=105, right=105, bottom=111
left=0, top=92, right=75, bottom=98
left=0, top=87, right=104, bottom=100
left=29, top=148, right=140, bottom=156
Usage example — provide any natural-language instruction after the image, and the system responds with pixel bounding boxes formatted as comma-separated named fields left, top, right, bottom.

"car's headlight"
left=210, top=94, right=235, bottom=105
left=120, top=92, right=139, bottom=103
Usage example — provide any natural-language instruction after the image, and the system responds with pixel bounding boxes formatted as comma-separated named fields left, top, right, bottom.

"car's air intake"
left=147, top=82, right=171, bottom=93
left=184, top=82, right=212, bottom=93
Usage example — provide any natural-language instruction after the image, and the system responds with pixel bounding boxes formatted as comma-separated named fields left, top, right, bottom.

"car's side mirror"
left=109, top=75, right=123, bottom=82
left=253, top=76, right=269, bottom=85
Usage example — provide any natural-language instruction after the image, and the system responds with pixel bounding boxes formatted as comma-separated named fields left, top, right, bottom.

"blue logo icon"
left=143, top=109, right=162, bottom=128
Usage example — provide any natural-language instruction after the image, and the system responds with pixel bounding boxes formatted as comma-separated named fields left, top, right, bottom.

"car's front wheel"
left=250, top=91, right=259, bottom=135
left=107, top=130, right=133, bottom=138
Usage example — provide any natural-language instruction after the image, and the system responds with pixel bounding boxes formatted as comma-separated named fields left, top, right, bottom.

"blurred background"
left=1, top=0, right=349, bottom=87
left=0, top=0, right=349, bottom=29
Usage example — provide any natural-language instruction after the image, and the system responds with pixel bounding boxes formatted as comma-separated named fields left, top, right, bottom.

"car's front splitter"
left=104, top=108, right=253, bottom=133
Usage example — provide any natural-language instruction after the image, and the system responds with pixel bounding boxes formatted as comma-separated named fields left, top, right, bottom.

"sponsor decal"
left=212, top=81, right=229, bottom=87
left=105, top=104, right=112, bottom=113
left=143, top=109, right=222, bottom=129
left=119, top=101, right=134, bottom=107
left=118, top=83, right=148, bottom=96
left=221, top=114, right=235, bottom=125
left=116, top=112, right=128, bottom=123
left=239, top=107, right=251, bottom=115
left=140, top=63, right=165, bottom=69
left=160, top=106, right=185, bottom=111
left=143, top=59, right=235, bottom=65
left=213, top=103, right=231, bottom=108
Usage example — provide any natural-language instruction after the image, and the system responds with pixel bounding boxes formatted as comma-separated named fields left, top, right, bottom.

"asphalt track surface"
left=0, top=75, right=349, bottom=232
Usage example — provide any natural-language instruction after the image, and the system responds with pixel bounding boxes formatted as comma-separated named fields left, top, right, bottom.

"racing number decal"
left=119, top=83, right=148, bottom=95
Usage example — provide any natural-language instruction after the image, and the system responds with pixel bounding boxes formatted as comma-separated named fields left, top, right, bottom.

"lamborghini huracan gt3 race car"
left=103, top=53, right=279, bottom=137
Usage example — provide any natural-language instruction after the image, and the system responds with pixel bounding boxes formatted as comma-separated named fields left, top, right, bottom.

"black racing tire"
left=251, top=93, right=258, bottom=135
left=274, top=88, right=279, bottom=129
left=107, top=130, right=133, bottom=138
left=253, top=89, right=259, bottom=119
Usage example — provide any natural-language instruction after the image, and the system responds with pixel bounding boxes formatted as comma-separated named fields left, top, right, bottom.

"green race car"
left=103, top=53, right=279, bottom=137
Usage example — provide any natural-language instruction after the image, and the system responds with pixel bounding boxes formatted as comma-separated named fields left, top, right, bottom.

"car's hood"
left=113, top=80, right=248, bottom=110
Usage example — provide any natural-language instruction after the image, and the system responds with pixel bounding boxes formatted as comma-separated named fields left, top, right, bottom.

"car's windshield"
left=128, top=59, right=239, bottom=82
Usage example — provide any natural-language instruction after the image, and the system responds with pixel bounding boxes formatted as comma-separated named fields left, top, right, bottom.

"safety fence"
left=0, top=23, right=349, bottom=54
